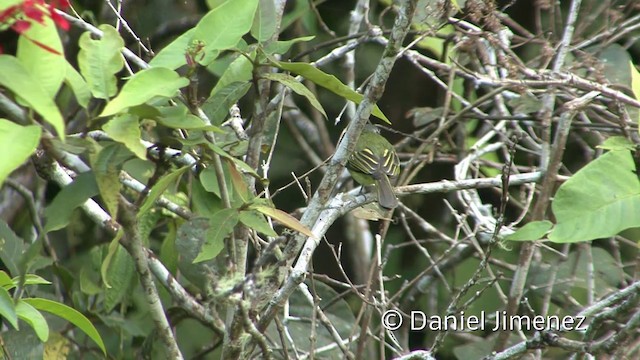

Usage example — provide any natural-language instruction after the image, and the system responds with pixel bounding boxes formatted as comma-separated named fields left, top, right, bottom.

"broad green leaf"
left=0, top=58, right=65, bottom=139
left=263, top=36, right=315, bottom=55
left=272, top=61, right=390, bottom=123
left=205, top=0, right=228, bottom=9
left=15, top=301, right=49, bottom=342
left=192, top=0, right=259, bottom=63
left=280, top=0, right=311, bottom=31
left=103, top=244, right=134, bottom=312
left=206, top=143, right=260, bottom=178
left=631, top=61, right=640, bottom=126
left=90, top=143, right=132, bottom=217
left=101, top=68, right=189, bottom=116
left=596, top=45, right=639, bottom=127
left=262, top=72, right=327, bottom=119
left=99, top=229, right=123, bottom=288
left=103, top=114, right=147, bottom=159
left=160, top=222, right=179, bottom=275
left=64, top=62, right=91, bottom=108
left=158, top=114, right=206, bottom=129
left=199, top=167, right=234, bottom=202
left=0, top=1, right=24, bottom=10
left=138, top=165, right=191, bottom=218
left=252, top=205, right=314, bottom=239
left=251, top=0, right=277, bottom=42
left=17, top=16, right=65, bottom=98
left=155, top=106, right=223, bottom=131
left=149, top=28, right=195, bottom=70
left=192, top=177, right=224, bottom=217
left=549, top=150, right=640, bottom=242
left=239, top=210, right=277, bottom=237
left=209, top=53, right=254, bottom=96
left=194, top=208, right=238, bottom=263
left=0, top=270, right=12, bottom=288
left=44, top=171, right=99, bottom=232
left=202, top=81, right=252, bottom=125
left=504, top=221, right=553, bottom=241
left=598, top=136, right=635, bottom=151
left=0, top=120, right=41, bottom=185
left=23, top=298, right=106, bottom=355
left=0, top=220, right=23, bottom=276
left=0, top=287, right=18, bottom=329
left=10, top=274, right=51, bottom=288
left=78, top=24, right=124, bottom=99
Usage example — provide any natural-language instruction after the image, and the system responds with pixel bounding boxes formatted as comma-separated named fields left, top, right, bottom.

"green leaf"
left=17, top=16, right=65, bottom=98
left=272, top=60, right=390, bottom=123
left=138, top=165, right=191, bottom=218
left=44, top=171, right=98, bottom=232
left=15, top=301, right=49, bottom=342
left=64, top=61, right=91, bottom=108
left=158, top=114, right=205, bottom=129
left=0, top=220, right=23, bottom=276
left=199, top=167, right=234, bottom=202
left=0, top=120, right=41, bottom=185
left=202, top=81, right=252, bottom=125
left=0, top=270, right=12, bottom=288
left=12, top=274, right=51, bottom=287
left=239, top=210, right=277, bottom=237
left=99, top=230, right=123, bottom=288
left=598, top=136, right=635, bottom=151
left=0, top=57, right=65, bottom=139
left=251, top=0, right=276, bottom=42
left=103, top=114, right=147, bottom=159
left=103, top=243, right=134, bottom=312
left=549, top=150, right=640, bottom=243
left=194, top=208, right=238, bottom=263
left=0, top=287, right=18, bottom=329
left=156, top=107, right=223, bottom=131
left=263, top=36, right=315, bottom=55
left=504, top=221, right=553, bottom=241
left=595, top=45, right=639, bottom=127
left=209, top=53, right=254, bottom=97
left=192, top=0, right=259, bottom=63
left=23, top=298, right=106, bottom=355
left=262, top=72, right=327, bottom=119
left=149, top=28, right=195, bottom=70
left=101, top=68, right=189, bottom=116
left=159, top=222, right=179, bottom=275
left=252, top=204, right=315, bottom=239
left=90, top=143, right=131, bottom=217
left=631, top=61, right=640, bottom=126
left=78, top=24, right=124, bottom=99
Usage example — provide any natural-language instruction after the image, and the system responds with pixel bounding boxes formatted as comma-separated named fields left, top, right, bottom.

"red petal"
left=24, top=6, right=45, bottom=24
left=11, top=20, right=32, bottom=34
left=49, top=8, right=69, bottom=30
left=51, top=0, right=70, bottom=9
left=0, top=6, right=19, bottom=22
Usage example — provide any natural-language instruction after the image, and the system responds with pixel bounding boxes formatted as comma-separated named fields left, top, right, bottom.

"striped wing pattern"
left=349, top=147, right=400, bottom=178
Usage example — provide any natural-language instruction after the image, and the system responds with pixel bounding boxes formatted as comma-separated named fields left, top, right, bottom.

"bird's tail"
left=375, top=172, right=398, bottom=210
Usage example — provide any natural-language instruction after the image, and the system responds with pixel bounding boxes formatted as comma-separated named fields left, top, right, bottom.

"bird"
left=347, top=123, right=400, bottom=210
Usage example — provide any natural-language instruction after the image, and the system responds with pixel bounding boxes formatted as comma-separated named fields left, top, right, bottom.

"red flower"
left=0, top=0, right=71, bottom=34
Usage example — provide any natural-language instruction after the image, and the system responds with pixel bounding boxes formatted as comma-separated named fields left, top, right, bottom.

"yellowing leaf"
left=252, top=205, right=315, bottom=239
